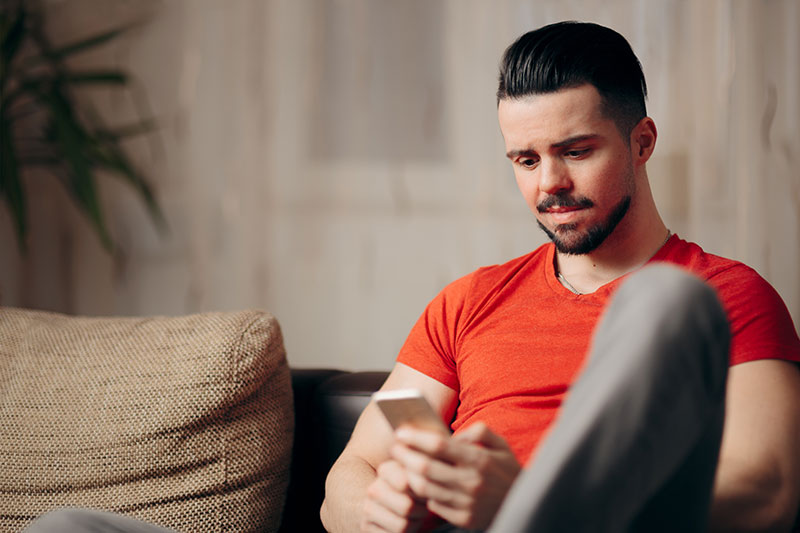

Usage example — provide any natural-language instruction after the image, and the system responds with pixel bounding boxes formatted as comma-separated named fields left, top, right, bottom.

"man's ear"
left=631, top=117, right=657, bottom=164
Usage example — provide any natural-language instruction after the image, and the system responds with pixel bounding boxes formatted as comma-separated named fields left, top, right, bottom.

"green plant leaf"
left=0, top=106, right=28, bottom=250
left=63, top=70, right=129, bottom=85
left=89, top=137, right=167, bottom=233
left=43, top=88, right=114, bottom=250
left=22, top=70, right=128, bottom=87
left=17, top=156, right=60, bottom=166
left=3, top=77, right=49, bottom=108
left=3, top=3, right=164, bottom=255
left=5, top=70, right=129, bottom=106
left=24, top=25, right=130, bottom=69
left=0, top=4, right=26, bottom=86
left=94, top=118, right=157, bottom=141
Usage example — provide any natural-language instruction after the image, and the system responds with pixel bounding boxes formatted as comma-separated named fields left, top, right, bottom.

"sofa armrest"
left=316, top=371, right=391, bottom=471
left=280, top=369, right=389, bottom=533
left=0, top=307, right=293, bottom=533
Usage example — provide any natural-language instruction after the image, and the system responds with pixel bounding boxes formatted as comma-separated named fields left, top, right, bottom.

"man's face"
left=498, top=84, right=636, bottom=255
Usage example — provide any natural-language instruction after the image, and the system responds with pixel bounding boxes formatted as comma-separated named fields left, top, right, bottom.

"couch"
left=0, top=307, right=387, bottom=533
left=9, top=307, right=793, bottom=532
left=281, top=369, right=388, bottom=533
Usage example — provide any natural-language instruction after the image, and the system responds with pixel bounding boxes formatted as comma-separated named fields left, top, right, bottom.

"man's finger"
left=395, top=427, right=450, bottom=455
left=404, top=470, right=472, bottom=508
left=376, top=459, right=416, bottom=495
left=367, top=475, right=427, bottom=519
left=452, top=421, right=513, bottom=452
left=395, top=426, right=486, bottom=466
left=362, top=496, right=420, bottom=533
left=391, top=441, right=465, bottom=487
left=426, top=498, right=471, bottom=529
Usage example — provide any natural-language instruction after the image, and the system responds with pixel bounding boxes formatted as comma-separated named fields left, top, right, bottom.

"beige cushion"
left=0, top=307, right=293, bottom=533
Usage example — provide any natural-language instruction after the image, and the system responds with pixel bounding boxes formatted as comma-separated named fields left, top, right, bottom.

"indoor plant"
left=1, top=0, right=164, bottom=253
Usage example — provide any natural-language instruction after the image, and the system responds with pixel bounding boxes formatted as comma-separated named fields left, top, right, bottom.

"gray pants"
left=25, top=265, right=730, bottom=533
left=488, top=264, right=730, bottom=532
left=23, top=509, right=176, bottom=533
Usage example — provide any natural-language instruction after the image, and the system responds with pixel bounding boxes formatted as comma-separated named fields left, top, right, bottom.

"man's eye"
left=565, top=148, right=590, bottom=158
left=520, top=158, right=537, bottom=168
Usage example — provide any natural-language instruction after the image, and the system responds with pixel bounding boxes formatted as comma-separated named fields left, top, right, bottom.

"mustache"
left=537, top=194, right=594, bottom=213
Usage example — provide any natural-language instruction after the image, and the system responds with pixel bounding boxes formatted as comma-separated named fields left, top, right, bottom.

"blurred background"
left=1, top=0, right=798, bottom=370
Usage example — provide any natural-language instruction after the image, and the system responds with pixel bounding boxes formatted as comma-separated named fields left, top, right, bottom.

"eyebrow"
left=505, top=134, right=600, bottom=159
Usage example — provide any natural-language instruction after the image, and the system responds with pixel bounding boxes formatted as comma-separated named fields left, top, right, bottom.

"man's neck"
left=554, top=221, right=670, bottom=295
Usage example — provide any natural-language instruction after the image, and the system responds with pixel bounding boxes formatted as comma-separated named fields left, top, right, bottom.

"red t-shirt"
left=396, top=235, right=800, bottom=465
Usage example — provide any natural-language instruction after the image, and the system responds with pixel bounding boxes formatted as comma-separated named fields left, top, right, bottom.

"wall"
left=1, top=0, right=798, bottom=370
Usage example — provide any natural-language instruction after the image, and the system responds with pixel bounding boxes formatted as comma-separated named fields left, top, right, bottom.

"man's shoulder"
left=661, top=236, right=756, bottom=283
left=440, top=243, right=552, bottom=301
left=470, top=243, right=552, bottom=286
left=662, top=236, right=784, bottom=313
left=657, top=236, right=800, bottom=366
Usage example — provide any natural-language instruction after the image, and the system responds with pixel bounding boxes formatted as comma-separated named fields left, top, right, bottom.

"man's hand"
left=361, top=459, right=429, bottom=533
left=390, top=422, right=521, bottom=530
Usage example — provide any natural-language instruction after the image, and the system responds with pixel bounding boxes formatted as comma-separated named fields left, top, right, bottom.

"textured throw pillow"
left=0, top=308, right=293, bottom=533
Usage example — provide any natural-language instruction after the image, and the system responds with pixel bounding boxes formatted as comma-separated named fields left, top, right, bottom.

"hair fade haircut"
left=497, top=21, right=648, bottom=137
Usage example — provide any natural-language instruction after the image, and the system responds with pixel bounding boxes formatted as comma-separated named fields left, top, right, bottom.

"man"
left=320, top=21, right=800, bottom=532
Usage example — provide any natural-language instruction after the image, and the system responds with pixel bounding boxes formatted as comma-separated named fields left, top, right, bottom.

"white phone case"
left=372, top=389, right=449, bottom=434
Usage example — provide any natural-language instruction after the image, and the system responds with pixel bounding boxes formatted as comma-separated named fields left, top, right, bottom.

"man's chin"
left=535, top=195, right=631, bottom=255
left=552, top=236, right=596, bottom=255
left=537, top=222, right=601, bottom=255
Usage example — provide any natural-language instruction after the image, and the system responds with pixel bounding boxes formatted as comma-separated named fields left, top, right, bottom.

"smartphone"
left=372, top=388, right=450, bottom=434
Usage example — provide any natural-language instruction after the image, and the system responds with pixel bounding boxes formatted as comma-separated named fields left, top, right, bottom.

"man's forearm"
left=320, top=455, right=376, bottom=533
left=709, top=457, right=799, bottom=532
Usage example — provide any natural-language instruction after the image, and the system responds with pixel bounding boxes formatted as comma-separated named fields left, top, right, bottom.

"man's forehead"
left=498, top=86, right=615, bottom=148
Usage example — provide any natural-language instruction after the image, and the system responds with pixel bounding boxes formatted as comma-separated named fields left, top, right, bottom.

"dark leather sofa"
left=280, top=369, right=390, bottom=533
left=280, top=369, right=800, bottom=533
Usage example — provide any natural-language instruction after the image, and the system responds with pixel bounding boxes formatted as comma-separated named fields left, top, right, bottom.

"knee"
left=624, top=265, right=729, bottom=338
left=25, top=508, right=106, bottom=532
left=624, top=264, right=720, bottom=317
left=620, top=264, right=730, bottom=391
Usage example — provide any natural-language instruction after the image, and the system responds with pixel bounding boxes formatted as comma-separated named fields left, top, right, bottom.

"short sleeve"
left=396, top=273, right=475, bottom=392
left=708, top=264, right=800, bottom=366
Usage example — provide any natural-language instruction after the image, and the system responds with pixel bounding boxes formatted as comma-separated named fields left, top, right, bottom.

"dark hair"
left=497, top=21, right=647, bottom=136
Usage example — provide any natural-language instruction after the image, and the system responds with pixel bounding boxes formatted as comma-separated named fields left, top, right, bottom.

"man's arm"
left=710, top=359, right=800, bottom=532
left=320, top=362, right=458, bottom=533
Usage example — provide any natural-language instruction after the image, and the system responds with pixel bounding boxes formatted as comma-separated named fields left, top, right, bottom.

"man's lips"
left=546, top=206, right=586, bottom=224
left=546, top=206, right=583, bottom=214
left=536, top=195, right=594, bottom=225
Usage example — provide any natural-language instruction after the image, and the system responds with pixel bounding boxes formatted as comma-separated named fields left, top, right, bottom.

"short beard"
left=537, top=196, right=631, bottom=255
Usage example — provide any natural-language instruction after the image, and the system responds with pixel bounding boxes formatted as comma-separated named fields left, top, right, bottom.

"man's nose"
left=539, top=158, right=572, bottom=195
